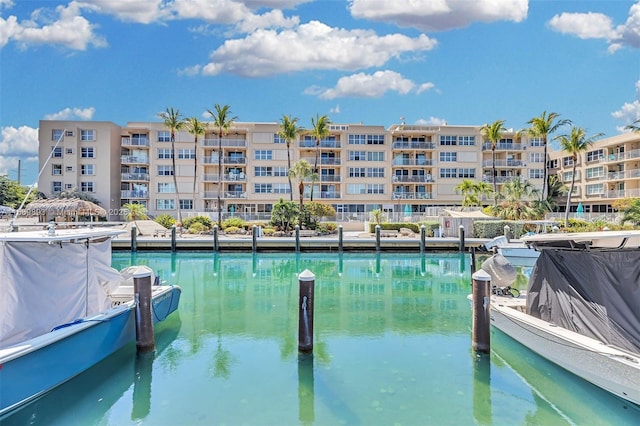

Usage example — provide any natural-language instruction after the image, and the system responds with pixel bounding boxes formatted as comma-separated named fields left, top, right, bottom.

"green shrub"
left=155, top=214, right=176, bottom=229
left=262, top=228, right=276, bottom=236
left=224, top=226, right=241, bottom=234
left=182, top=215, right=212, bottom=230
left=188, top=222, right=208, bottom=234
left=222, top=217, right=246, bottom=230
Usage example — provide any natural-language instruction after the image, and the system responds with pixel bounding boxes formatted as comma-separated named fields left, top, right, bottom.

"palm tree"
left=158, top=107, right=185, bottom=223
left=555, top=126, right=604, bottom=226
left=454, top=179, right=493, bottom=209
left=122, top=202, right=148, bottom=233
left=278, top=115, right=304, bottom=201
left=493, top=177, right=541, bottom=220
left=289, top=159, right=313, bottom=226
left=527, top=111, right=572, bottom=199
left=480, top=120, right=507, bottom=206
left=206, top=104, right=237, bottom=228
left=625, top=118, right=640, bottom=133
left=185, top=116, right=208, bottom=197
left=309, top=114, right=331, bottom=201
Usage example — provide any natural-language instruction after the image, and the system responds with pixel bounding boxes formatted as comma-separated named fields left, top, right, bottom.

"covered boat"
left=483, top=230, right=640, bottom=406
left=0, top=226, right=181, bottom=416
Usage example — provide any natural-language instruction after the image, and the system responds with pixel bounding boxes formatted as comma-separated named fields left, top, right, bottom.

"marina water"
left=3, top=252, right=638, bottom=425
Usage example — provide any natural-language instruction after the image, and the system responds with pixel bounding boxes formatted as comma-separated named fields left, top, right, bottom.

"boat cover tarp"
left=0, top=238, right=122, bottom=348
left=526, top=249, right=640, bottom=353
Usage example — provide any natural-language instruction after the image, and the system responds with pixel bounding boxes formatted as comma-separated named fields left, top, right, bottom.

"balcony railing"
left=299, top=140, right=341, bottom=148
left=320, top=192, right=342, bottom=199
left=121, top=155, right=149, bottom=164
left=121, top=137, right=149, bottom=147
left=391, top=141, right=435, bottom=150
left=202, top=138, right=246, bottom=147
left=392, top=192, right=432, bottom=200
left=320, top=175, right=341, bottom=182
left=393, top=175, right=434, bottom=183
left=481, top=175, right=519, bottom=184
left=202, top=156, right=247, bottom=164
left=121, top=172, right=150, bottom=181
left=481, top=159, right=523, bottom=167
left=121, top=190, right=149, bottom=198
left=482, top=142, right=524, bottom=151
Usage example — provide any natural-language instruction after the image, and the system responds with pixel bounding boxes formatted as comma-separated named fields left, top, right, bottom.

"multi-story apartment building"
left=548, top=131, right=640, bottom=215
left=39, top=119, right=638, bottom=222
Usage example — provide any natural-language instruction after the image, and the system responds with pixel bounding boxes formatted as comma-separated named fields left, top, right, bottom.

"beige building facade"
left=38, top=118, right=638, bottom=222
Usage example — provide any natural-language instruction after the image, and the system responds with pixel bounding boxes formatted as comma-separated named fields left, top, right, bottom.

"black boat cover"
left=526, top=249, right=640, bottom=354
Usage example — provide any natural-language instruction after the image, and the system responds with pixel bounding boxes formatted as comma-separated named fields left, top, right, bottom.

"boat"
left=484, top=220, right=561, bottom=267
left=481, top=230, right=640, bottom=406
left=0, top=225, right=182, bottom=417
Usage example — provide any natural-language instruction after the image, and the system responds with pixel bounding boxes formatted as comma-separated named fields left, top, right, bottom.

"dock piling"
left=338, top=225, right=343, bottom=253
left=133, top=270, right=155, bottom=353
left=459, top=225, right=466, bottom=252
left=471, top=270, right=491, bottom=353
left=171, top=225, right=177, bottom=253
left=213, top=225, right=219, bottom=252
left=252, top=224, right=257, bottom=252
left=420, top=225, right=426, bottom=253
left=295, top=225, right=301, bottom=252
left=131, top=225, right=138, bottom=253
left=298, top=269, right=315, bottom=352
left=375, top=225, right=381, bottom=252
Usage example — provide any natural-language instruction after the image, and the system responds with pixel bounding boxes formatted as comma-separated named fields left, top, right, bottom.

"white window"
left=586, top=183, right=604, bottom=195
left=66, top=166, right=73, bottom=172
left=81, top=164, right=94, bottom=175
left=52, top=129, right=64, bottom=141
left=66, top=148, right=73, bottom=154
left=178, top=149, right=195, bottom=159
left=367, top=184, right=384, bottom=194
left=81, top=147, right=94, bottom=158
left=440, top=135, right=457, bottom=145
left=52, top=164, right=62, bottom=175
left=529, top=137, right=543, bottom=147
left=347, top=184, right=366, bottom=194
left=562, top=171, right=574, bottom=182
left=586, top=166, right=604, bottom=179
left=52, top=147, right=63, bottom=158
left=439, top=152, right=457, bottom=162
left=158, top=182, right=176, bottom=193
left=348, top=134, right=366, bottom=145
left=156, top=199, right=175, bottom=210
left=587, top=149, right=604, bottom=162
left=180, top=200, right=193, bottom=210
left=458, top=168, right=475, bottom=178
left=349, top=151, right=366, bottom=161
left=273, top=134, right=286, bottom=144
left=52, top=181, right=62, bottom=192
left=158, top=165, right=174, bottom=176
left=274, top=167, right=288, bottom=177
left=158, top=131, right=171, bottom=142
left=254, top=183, right=273, bottom=193
left=458, top=136, right=475, bottom=146
left=367, top=167, right=384, bottom=178
left=158, top=149, right=173, bottom=159
left=254, top=150, right=272, bottom=160
left=273, top=184, right=290, bottom=193
left=80, top=182, right=94, bottom=192
left=439, top=168, right=457, bottom=178
left=367, top=152, right=384, bottom=161
left=529, top=169, right=544, bottom=179
left=529, top=152, right=544, bottom=163
left=563, top=156, right=574, bottom=167
left=81, top=130, right=95, bottom=141
left=367, top=134, right=385, bottom=145
left=255, top=166, right=272, bottom=177
left=349, top=167, right=366, bottom=177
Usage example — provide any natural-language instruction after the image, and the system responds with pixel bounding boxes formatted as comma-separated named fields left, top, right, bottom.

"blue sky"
left=1, top=0, right=639, bottom=185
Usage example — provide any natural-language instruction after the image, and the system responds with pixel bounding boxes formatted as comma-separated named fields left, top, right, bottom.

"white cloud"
left=415, top=116, right=448, bottom=126
left=309, top=70, right=434, bottom=100
left=329, top=104, right=340, bottom=114
left=549, top=3, right=640, bottom=53
left=43, top=107, right=96, bottom=121
left=233, top=9, right=299, bottom=33
left=241, top=0, right=313, bottom=9
left=172, top=0, right=250, bottom=23
left=198, top=21, right=437, bottom=77
left=349, top=0, right=528, bottom=32
left=612, top=80, right=640, bottom=132
left=80, top=0, right=170, bottom=24
left=0, top=1, right=106, bottom=50
left=0, top=125, right=39, bottom=159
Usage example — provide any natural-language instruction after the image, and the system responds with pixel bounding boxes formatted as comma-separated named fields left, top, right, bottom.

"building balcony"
left=392, top=159, right=434, bottom=166
left=121, top=190, right=149, bottom=198
left=121, top=137, right=149, bottom=147
left=121, top=172, right=150, bottom=181
left=482, top=159, right=523, bottom=167
left=202, top=156, right=247, bottom=164
left=391, top=141, right=435, bottom=150
left=393, top=175, right=434, bottom=183
left=299, top=140, right=341, bottom=148
left=202, top=138, right=246, bottom=147
left=320, top=175, right=341, bottom=182
left=121, top=155, right=149, bottom=164
left=481, top=175, right=518, bottom=184
left=392, top=192, right=432, bottom=200
left=320, top=192, right=341, bottom=199
left=482, top=142, right=525, bottom=151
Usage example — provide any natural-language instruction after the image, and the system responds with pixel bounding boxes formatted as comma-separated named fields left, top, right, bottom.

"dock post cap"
left=299, top=269, right=315, bottom=281
left=472, top=270, right=491, bottom=281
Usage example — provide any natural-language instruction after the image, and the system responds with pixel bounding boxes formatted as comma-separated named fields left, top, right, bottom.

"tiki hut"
left=24, top=198, right=107, bottom=223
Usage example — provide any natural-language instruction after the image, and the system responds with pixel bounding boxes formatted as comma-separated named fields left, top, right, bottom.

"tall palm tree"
left=289, top=159, right=313, bottom=226
left=527, top=111, right=572, bottom=200
left=122, top=202, right=148, bottom=233
left=206, top=104, right=237, bottom=228
left=158, top=107, right=185, bottom=223
left=480, top=120, right=507, bottom=206
left=454, top=179, right=492, bottom=209
left=185, top=116, right=208, bottom=198
left=309, top=114, right=331, bottom=201
left=555, top=126, right=604, bottom=226
left=625, top=118, right=640, bottom=133
left=278, top=115, right=304, bottom=201
left=493, top=177, right=541, bottom=220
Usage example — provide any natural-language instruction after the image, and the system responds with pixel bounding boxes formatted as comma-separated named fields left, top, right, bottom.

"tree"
left=309, top=114, right=331, bottom=201
left=526, top=111, right=571, bottom=199
left=480, top=120, right=507, bottom=206
left=492, top=177, right=541, bottom=220
left=278, top=115, right=304, bottom=201
left=207, top=104, right=237, bottom=228
left=122, top=202, right=148, bottom=232
left=185, top=116, right=208, bottom=196
left=370, top=208, right=386, bottom=225
left=454, top=179, right=493, bottom=209
left=555, top=126, right=604, bottom=226
left=625, top=118, right=640, bottom=133
left=303, top=201, right=336, bottom=229
left=270, top=198, right=300, bottom=233
left=620, top=198, right=640, bottom=226
left=158, top=107, right=185, bottom=223
left=0, top=175, right=32, bottom=208
left=289, top=159, right=313, bottom=226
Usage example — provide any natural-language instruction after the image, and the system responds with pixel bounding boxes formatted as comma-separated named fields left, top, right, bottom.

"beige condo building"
left=38, top=118, right=639, bottom=222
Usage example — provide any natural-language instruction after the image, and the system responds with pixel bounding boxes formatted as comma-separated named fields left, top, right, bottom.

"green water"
left=3, top=252, right=639, bottom=425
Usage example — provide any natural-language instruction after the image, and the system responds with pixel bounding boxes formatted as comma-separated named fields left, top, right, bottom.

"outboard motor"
left=481, top=253, right=517, bottom=288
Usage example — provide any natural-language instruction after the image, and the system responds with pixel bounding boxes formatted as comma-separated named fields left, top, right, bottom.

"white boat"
left=484, top=220, right=561, bottom=267
left=482, top=230, right=640, bottom=406
left=0, top=226, right=182, bottom=417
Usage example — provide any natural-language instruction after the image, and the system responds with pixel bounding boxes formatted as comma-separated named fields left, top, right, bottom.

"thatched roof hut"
left=24, top=198, right=107, bottom=222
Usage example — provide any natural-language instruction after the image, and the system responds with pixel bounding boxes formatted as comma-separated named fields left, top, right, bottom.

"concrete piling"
left=133, top=270, right=155, bottom=353
left=298, top=269, right=315, bottom=352
left=471, top=270, right=492, bottom=353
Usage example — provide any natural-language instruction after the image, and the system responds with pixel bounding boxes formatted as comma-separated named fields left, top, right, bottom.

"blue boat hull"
left=0, top=286, right=181, bottom=416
